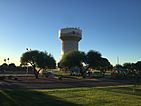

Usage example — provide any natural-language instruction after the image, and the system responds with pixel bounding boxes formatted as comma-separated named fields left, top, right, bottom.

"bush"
left=0, top=76, right=5, bottom=80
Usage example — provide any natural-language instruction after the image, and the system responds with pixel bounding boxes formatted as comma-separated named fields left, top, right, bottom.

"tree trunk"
left=34, top=71, right=39, bottom=79
left=33, top=65, right=39, bottom=79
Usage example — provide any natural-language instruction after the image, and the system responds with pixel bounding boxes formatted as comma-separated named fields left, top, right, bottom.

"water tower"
left=59, top=27, right=82, bottom=57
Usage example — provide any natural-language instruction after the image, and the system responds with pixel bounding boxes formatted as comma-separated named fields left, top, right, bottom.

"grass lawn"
left=0, top=85, right=141, bottom=106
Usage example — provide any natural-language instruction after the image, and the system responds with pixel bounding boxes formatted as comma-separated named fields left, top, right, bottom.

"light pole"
left=26, top=48, right=31, bottom=51
left=25, top=48, right=31, bottom=78
left=4, top=59, right=6, bottom=63
left=7, top=58, right=9, bottom=65
left=4, top=58, right=9, bottom=64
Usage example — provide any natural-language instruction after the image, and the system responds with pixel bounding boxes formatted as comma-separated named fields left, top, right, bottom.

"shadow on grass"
left=0, top=89, right=83, bottom=106
left=96, top=85, right=141, bottom=96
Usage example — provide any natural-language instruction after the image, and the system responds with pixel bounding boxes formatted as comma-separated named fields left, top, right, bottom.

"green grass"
left=0, top=86, right=141, bottom=106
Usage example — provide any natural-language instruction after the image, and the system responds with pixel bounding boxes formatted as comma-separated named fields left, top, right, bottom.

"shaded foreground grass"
left=0, top=85, right=141, bottom=106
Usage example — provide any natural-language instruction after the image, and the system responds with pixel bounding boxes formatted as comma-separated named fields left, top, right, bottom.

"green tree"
left=86, top=50, right=111, bottom=70
left=59, top=51, right=86, bottom=68
left=20, top=50, right=56, bottom=79
left=0, top=63, right=8, bottom=72
left=1, top=63, right=8, bottom=67
left=135, top=61, right=141, bottom=75
left=100, top=58, right=111, bottom=67
left=86, top=50, right=102, bottom=69
left=100, top=58, right=112, bottom=71
left=9, top=63, right=16, bottom=68
left=114, top=64, right=123, bottom=69
left=123, top=63, right=135, bottom=70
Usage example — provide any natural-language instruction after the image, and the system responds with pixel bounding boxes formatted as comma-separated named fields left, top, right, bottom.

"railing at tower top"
left=60, top=30, right=82, bottom=36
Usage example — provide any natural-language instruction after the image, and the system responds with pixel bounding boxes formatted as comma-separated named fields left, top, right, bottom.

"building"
left=59, top=27, right=82, bottom=57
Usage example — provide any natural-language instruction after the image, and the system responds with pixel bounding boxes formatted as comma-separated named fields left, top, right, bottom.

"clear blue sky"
left=0, top=0, right=141, bottom=66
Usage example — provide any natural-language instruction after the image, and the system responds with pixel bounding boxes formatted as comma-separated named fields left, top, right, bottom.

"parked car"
left=111, top=69, right=128, bottom=79
left=70, top=67, right=81, bottom=76
left=91, top=70, right=104, bottom=78
left=43, top=71, right=58, bottom=79
left=85, top=70, right=104, bottom=78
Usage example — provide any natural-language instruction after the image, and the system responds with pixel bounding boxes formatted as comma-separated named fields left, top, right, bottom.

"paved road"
left=0, top=77, right=133, bottom=89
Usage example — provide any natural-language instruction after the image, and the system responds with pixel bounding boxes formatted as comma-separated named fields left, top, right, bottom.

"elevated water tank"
left=59, top=27, right=82, bottom=56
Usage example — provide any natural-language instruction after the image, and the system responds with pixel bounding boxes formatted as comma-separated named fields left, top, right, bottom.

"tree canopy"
left=59, top=50, right=111, bottom=71
left=86, top=50, right=102, bottom=68
left=20, top=50, right=56, bottom=78
left=123, top=63, right=135, bottom=70
left=86, top=50, right=111, bottom=69
left=59, top=51, right=86, bottom=68
left=135, top=61, right=141, bottom=75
